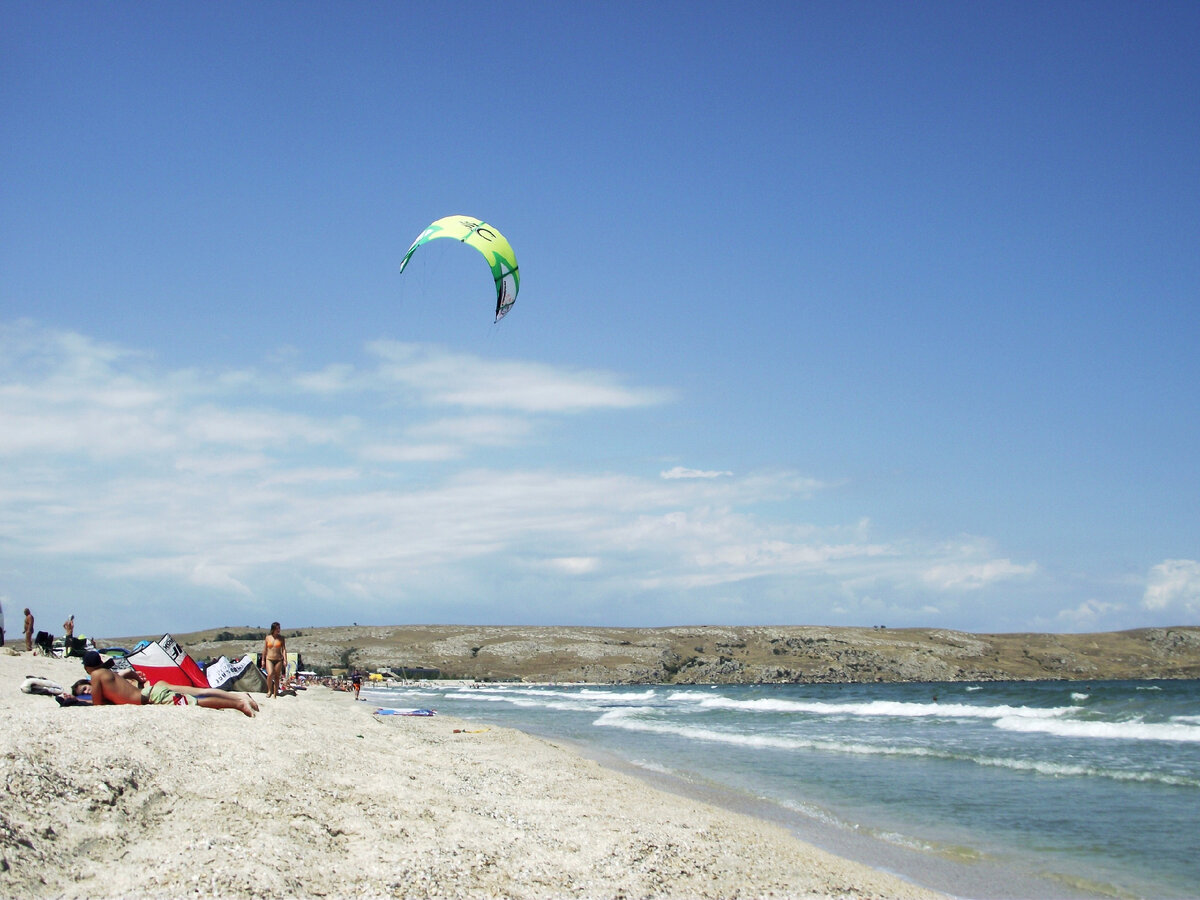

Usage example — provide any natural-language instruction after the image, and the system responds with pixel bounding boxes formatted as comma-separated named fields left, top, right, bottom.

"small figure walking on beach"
left=263, top=622, right=286, bottom=699
left=63, top=615, right=74, bottom=640
left=25, top=608, right=34, bottom=652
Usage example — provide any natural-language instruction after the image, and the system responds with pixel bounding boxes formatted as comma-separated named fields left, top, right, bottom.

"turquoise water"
left=367, top=679, right=1200, bottom=899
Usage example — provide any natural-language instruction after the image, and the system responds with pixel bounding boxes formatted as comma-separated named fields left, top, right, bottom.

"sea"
left=365, top=678, right=1200, bottom=900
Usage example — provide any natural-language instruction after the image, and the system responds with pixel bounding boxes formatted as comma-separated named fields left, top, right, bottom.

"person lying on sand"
left=82, top=651, right=259, bottom=717
left=52, top=679, right=94, bottom=707
left=19, top=675, right=92, bottom=704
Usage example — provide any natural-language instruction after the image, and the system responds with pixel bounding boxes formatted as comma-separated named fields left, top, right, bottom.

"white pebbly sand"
left=1, top=650, right=945, bottom=900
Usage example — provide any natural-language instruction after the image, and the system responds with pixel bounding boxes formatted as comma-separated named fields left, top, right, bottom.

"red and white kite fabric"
left=126, top=634, right=209, bottom=689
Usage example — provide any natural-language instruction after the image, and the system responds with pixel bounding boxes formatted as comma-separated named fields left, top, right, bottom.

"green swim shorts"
left=142, top=681, right=194, bottom=706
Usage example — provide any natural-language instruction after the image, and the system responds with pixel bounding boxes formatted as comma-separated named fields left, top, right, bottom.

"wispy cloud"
left=1142, top=559, right=1200, bottom=616
left=1, top=321, right=1057, bottom=634
left=921, top=556, right=1038, bottom=591
left=366, top=340, right=674, bottom=412
left=1056, top=599, right=1126, bottom=629
left=541, top=557, right=601, bottom=575
left=661, top=466, right=733, bottom=479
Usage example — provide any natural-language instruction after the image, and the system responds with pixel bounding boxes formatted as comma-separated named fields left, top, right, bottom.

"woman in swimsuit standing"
left=263, top=622, right=286, bottom=699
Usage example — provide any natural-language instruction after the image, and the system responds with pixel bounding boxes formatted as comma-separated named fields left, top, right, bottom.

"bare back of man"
left=88, top=665, right=146, bottom=705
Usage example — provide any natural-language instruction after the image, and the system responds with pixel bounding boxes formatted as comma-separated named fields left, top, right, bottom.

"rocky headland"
left=114, top=624, right=1200, bottom=684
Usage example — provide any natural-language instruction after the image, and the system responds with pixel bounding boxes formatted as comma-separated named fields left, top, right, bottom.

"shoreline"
left=2, top=649, right=945, bottom=899
left=431, top=694, right=1106, bottom=900
left=552, top=737, right=1103, bottom=900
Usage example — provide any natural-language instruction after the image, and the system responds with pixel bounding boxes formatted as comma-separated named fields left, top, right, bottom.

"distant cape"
left=123, top=624, right=1200, bottom=685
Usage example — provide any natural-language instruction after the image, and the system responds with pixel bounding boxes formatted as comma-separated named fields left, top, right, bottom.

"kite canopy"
left=399, top=215, right=520, bottom=321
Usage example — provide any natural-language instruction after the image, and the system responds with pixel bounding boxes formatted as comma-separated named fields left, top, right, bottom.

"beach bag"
left=229, top=663, right=268, bottom=694
left=206, top=654, right=266, bottom=693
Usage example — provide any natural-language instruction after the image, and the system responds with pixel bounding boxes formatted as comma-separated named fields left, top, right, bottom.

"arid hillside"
left=109, top=624, right=1200, bottom=684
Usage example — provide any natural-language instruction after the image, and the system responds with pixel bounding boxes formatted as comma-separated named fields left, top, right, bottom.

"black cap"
left=82, top=650, right=114, bottom=669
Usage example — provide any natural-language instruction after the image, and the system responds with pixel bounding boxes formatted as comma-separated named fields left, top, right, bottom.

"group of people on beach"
left=12, top=609, right=354, bottom=717
left=75, top=622, right=295, bottom=715
left=10, top=608, right=293, bottom=717
left=1, top=603, right=77, bottom=653
left=80, top=650, right=260, bottom=716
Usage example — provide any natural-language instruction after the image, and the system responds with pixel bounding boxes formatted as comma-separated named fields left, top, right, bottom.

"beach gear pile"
left=20, top=634, right=270, bottom=709
left=33, top=630, right=97, bottom=659
left=119, top=634, right=266, bottom=693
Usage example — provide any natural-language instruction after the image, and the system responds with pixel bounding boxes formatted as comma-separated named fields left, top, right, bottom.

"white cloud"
left=1142, top=559, right=1200, bottom=615
left=1056, top=599, right=1125, bottom=629
left=175, top=454, right=272, bottom=476
left=406, top=415, right=532, bottom=446
left=183, top=406, right=350, bottom=448
left=0, top=321, right=1076, bottom=634
left=293, top=364, right=358, bottom=394
left=360, top=442, right=463, bottom=463
left=101, top=556, right=253, bottom=596
left=366, top=340, right=673, bottom=412
left=661, top=466, right=733, bottom=479
left=261, top=467, right=361, bottom=486
left=542, top=557, right=601, bottom=575
left=921, top=554, right=1037, bottom=591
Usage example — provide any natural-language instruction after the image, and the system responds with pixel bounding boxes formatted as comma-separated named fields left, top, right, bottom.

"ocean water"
left=366, top=679, right=1200, bottom=899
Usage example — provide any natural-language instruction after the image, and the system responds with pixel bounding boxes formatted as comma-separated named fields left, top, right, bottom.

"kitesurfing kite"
left=399, top=215, right=520, bottom=321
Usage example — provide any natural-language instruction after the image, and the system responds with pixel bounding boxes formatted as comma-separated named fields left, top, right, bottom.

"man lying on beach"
left=52, top=679, right=94, bottom=707
left=82, top=651, right=259, bottom=717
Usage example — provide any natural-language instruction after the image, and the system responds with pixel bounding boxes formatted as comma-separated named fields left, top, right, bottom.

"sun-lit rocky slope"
left=107, top=624, right=1200, bottom=684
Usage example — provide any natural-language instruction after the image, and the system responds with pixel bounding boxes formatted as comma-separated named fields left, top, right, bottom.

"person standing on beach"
left=25, top=608, right=34, bottom=652
left=262, top=622, right=286, bottom=699
left=0, top=597, right=5, bottom=646
left=63, top=615, right=74, bottom=640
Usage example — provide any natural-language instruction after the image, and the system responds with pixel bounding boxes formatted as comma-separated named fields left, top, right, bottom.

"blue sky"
left=2, top=2, right=1198, bottom=638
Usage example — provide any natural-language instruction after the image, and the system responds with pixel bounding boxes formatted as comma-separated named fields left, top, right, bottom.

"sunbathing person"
left=51, top=678, right=94, bottom=707
left=82, top=651, right=258, bottom=717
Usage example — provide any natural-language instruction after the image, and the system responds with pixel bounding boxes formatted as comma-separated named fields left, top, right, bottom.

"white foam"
left=579, top=688, right=658, bottom=701
left=593, top=708, right=1200, bottom=788
left=437, top=684, right=659, bottom=713
left=994, top=715, right=1200, bottom=743
left=627, top=758, right=681, bottom=778
left=666, top=693, right=1073, bottom=721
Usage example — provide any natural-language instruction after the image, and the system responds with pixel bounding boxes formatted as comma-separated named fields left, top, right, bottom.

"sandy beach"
left=1, top=650, right=944, bottom=900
